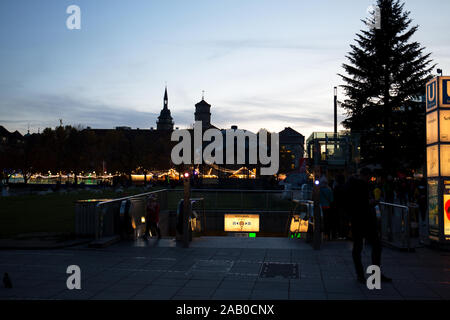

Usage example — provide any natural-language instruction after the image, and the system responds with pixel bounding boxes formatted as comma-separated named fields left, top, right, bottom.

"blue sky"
left=1, top=0, right=449, bottom=139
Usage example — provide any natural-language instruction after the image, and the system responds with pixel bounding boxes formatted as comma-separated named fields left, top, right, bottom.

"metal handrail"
left=190, top=189, right=288, bottom=193
left=95, top=189, right=169, bottom=239
left=96, top=189, right=169, bottom=207
left=93, top=188, right=292, bottom=240
left=379, top=202, right=408, bottom=209
left=378, top=201, right=413, bottom=251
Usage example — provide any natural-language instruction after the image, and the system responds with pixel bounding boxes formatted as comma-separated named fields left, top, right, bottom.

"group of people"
left=319, top=171, right=427, bottom=241
left=318, top=168, right=412, bottom=283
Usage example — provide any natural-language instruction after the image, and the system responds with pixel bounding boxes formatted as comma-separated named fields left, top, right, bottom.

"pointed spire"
left=157, top=84, right=174, bottom=131
left=164, top=86, right=168, bottom=109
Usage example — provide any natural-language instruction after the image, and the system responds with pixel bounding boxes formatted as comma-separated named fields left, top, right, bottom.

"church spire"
left=157, top=85, right=174, bottom=131
left=163, top=86, right=168, bottom=109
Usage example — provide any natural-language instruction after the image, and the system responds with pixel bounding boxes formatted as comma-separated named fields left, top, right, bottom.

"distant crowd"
left=318, top=173, right=427, bottom=241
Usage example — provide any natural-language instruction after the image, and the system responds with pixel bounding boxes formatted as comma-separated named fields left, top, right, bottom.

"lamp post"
left=183, top=171, right=191, bottom=248
left=334, top=87, right=338, bottom=137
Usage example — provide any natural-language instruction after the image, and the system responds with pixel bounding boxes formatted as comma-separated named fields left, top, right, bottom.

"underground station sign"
left=224, top=214, right=260, bottom=232
left=427, top=76, right=450, bottom=242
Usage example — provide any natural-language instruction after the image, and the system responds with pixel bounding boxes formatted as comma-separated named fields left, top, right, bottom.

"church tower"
left=156, top=87, right=174, bottom=131
left=195, top=96, right=211, bottom=129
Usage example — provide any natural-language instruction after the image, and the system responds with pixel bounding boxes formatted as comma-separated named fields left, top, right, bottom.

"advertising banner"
left=427, top=145, right=439, bottom=177
left=427, top=111, right=438, bottom=144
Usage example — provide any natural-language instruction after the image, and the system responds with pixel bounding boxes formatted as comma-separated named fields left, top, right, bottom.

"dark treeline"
left=0, top=126, right=174, bottom=184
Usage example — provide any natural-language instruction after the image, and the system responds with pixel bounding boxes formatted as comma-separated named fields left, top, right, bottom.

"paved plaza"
left=1, top=237, right=450, bottom=300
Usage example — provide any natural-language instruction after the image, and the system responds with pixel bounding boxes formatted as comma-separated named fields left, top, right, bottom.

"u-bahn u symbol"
left=427, top=78, right=437, bottom=111
left=441, top=79, right=450, bottom=107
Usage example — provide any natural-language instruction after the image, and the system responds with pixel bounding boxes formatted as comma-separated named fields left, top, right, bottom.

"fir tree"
left=339, top=0, right=435, bottom=175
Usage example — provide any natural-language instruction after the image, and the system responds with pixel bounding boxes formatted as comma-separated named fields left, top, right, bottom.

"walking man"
left=346, top=167, right=391, bottom=283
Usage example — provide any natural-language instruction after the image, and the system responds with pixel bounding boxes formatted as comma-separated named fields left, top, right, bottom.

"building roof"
left=279, top=127, right=304, bottom=138
left=195, top=99, right=211, bottom=108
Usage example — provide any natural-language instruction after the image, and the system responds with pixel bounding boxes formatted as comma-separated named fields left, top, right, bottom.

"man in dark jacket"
left=346, top=167, right=391, bottom=283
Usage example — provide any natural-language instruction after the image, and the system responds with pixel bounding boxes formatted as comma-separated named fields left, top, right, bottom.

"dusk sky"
left=1, top=0, right=449, bottom=139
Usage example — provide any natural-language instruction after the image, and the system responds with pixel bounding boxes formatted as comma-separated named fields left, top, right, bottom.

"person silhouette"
left=345, top=167, right=392, bottom=284
left=145, top=195, right=161, bottom=240
left=3, top=272, right=12, bottom=288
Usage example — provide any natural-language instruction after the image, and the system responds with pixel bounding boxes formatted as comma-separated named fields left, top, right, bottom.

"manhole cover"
left=259, top=262, right=299, bottom=279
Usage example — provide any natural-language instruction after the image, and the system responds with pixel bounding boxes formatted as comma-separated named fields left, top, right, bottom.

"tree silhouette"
left=339, top=0, right=435, bottom=174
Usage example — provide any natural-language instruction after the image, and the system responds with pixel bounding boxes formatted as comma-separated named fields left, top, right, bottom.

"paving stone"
left=253, top=281, right=289, bottom=291
left=250, top=290, right=288, bottom=300
left=218, top=280, right=255, bottom=290
left=2, top=237, right=450, bottom=301
left=323, top=279, right=365, bottom=294
left=176, top=286, right=216, bottom=297
left=289, top=279, right=325, bottom=292
left=327, top=293, right=367, bottom=300
left=212, top=289, right=251, bottom=300
left=289, top=291, right=327, bottom=300
left=151, top=278, right=189, bottom=287
left=184, top=279, right=222, bottom=288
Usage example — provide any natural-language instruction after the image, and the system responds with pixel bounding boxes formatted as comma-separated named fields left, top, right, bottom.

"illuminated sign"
left=427, top=145, right=439, bottom=177
left=444, top=193, right=450, bottom=236
left=427, top=111, right=438, bottom=144
left=439, top=77, right=450, bottom=108
left=428, top=180, right=439, bottom=236
left=440, top=145, right=450, bottom=176
left=440, top=110, right=450, bottom=142
left=289, top=215, right=309, bottom=233
left=426, top=78, right=437, bottom=111
left=224, top=214, right=259, bottom=232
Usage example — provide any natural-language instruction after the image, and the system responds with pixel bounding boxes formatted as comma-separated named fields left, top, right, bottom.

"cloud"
left=0, top=90, right=336, bottom=140
left=206, top=39, right=335, bottom=51
left=197, top=38, right=344, bottom=60
left=0, top=94, right=159, bottom=133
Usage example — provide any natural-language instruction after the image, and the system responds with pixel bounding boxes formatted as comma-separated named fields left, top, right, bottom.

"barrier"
left=75, top=189, right=294, bottom=241
left=92, top=189, right=168, bottom=240
left=378, top=202, right=419, bottom=251
left=287, top=199, right=321, bottom=248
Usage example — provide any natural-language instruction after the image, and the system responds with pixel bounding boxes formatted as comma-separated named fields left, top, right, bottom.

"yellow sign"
left=427, top=145, right=439, bottom=177
left=440, top=110, right=450, bottom=142
left=224, top=214, right=259, bottom=232
left=289, top=215, right=309, bottom=233
left=440, top=145, right=450, bottom=176
left=427, top=111, right=438, bottom=144
left=444, top=194, right=450, bottom=236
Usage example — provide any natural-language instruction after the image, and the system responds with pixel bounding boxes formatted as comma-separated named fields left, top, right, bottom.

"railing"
left=94, top=189, right=169, bottom=240
left=378, top=201, right=419, bottom=251
left=75, top=188, right=295, bottom=241
left=167, top=189, right=293, bottom=212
